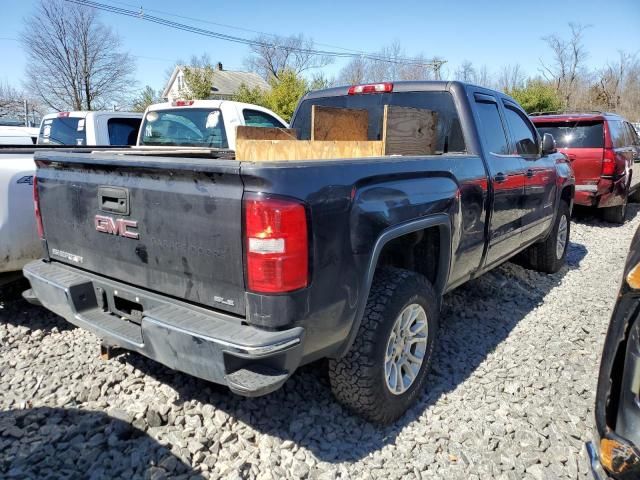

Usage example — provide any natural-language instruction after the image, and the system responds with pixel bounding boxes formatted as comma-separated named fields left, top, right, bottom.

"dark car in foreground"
left=532, top=112, right=640, bottom=224
left=587, top=226, right=640, bottom=479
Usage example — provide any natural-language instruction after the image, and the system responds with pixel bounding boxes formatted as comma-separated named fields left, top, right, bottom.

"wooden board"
left=236, top=125, right=298, bottom=141
left=236, top=140, right=384, bottom=162
left=382, top=105, right=438, bottom=156
left=311, top=105, right=369, bottom=141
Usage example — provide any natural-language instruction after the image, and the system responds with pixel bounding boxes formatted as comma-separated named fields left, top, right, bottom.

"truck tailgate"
left=35, top=152, right=246, bottom=316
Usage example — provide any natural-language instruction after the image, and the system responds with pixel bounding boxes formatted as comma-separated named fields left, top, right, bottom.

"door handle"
left=98, top=186, right=130, bottom=215
left=526, top=169, right=534, bottom=178
left=494, top=172, right=506, bottom=183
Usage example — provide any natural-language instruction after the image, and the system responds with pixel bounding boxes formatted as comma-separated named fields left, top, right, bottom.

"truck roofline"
left=301, top=80, right=518, bottom=103
left=41, top=111, right=142, bottom=121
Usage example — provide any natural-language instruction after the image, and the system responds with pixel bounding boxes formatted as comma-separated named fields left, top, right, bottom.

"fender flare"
left=335, top=213, right=452, bottom=358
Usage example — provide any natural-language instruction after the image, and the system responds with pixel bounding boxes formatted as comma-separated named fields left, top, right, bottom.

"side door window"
left=624, top=122, right=639, bottom=146
left=503, top=105, right=539, bottom=158
left=242, top=109, right=286, bottom=128
left=108, top=118, right=142, bottom=145
left=608, top=120, right=627, bottom=148
left=474, top=100, right=510, bottom=155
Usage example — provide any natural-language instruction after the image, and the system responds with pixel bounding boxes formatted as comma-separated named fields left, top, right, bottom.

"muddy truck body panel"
left=35, top=154, right=246, bottom=315
left=24, top=81, right=575, bottom=403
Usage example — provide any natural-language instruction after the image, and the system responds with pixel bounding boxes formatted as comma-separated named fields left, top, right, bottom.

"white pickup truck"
left=137, top=99, right=288, bottom=149
left=1, top=101, right=286, bottom=285
left=0, top=126, right=39, bottom=145
left=0, top=111, right=142, bottom=285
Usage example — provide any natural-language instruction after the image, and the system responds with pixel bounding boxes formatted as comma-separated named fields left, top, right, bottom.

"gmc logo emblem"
left=95, top=215, right=139, bottom=239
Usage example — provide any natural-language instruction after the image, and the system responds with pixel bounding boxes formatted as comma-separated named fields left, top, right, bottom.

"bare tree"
left=539, top=23, right=590, bottom=108
left=0, top=82, right=22, bottom=112
left=497, top=64, right=524, bottom=92
left=336, top=42, right=442, bottom=84
left=21, top=0, right=135, bottom=111
left=474, top=65, right=492, bottom=87
left=0, top=81, right=46, bottom=125
left=245, top=34, right=333, bottom=80
left=592, top=51, right=636, bottom=109
left=366, top=41, right=405, bottom=82
left=455, top=60, right=476, bottom=83
left=398, top=54, right=436, bottom=81
left=337, top=57, right=368, bottom=85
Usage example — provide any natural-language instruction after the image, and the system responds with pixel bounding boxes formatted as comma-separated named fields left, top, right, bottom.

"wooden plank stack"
left=235, top=105, right=438, bottom=162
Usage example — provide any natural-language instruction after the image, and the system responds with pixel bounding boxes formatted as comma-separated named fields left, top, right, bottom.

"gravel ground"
left=1, top=206, right=639, bottom=480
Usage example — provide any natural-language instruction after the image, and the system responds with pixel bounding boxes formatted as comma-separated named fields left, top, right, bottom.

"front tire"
left=522, top=201, right=571, bottom=274
left=328, top=267, right=438, bottom=424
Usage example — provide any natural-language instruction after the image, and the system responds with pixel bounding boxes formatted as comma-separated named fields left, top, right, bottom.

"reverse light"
left=348, top=82, right=393, bottom=95
left=33, top=175, right=44, bottom=239
left=171, top=99, right=195, bottom=107
left=244, top=194, right=308, bottom=293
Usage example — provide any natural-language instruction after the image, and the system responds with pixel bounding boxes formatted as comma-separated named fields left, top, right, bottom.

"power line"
left=64, top=0, right=445, bottom=69
left=104, top=0, right=374, bottom=56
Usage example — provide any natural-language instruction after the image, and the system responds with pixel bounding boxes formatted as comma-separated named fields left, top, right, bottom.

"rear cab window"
left=38, top=116, right=87, bottom=145
left=243, top=109, right=285, bottom=128
left=107, top=117, right=142, bottom=145
left=535, top=121, right=604, bottom=148
left=140, top=108, right=228, bottom=148
left=291, top=91, right=466, bottom=153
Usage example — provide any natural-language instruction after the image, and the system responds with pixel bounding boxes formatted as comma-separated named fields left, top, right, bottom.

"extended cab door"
left=473, top=92, right=527, bottom=267
left=502, top=101, right=557, bottom=244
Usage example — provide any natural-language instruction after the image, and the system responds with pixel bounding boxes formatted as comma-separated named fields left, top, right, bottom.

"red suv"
left=531, top=112, right=640, bottom=223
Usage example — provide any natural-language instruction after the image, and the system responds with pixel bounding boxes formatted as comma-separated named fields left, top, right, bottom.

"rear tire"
left=602, top=199, right=627, bottom=224
left=521, top=201, right=570, bottom=274
left=328, top=267, right=438, bottom=424
left=629, top=187, right=640, bottom=203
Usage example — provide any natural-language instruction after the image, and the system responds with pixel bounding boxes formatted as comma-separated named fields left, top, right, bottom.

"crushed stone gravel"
left=1, top=205, right=638, bottom=479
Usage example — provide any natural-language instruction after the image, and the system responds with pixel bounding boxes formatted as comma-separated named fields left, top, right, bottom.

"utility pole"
left=23, top=99, right=28, bottom=127
left=433, top=60, right=446, bottom=81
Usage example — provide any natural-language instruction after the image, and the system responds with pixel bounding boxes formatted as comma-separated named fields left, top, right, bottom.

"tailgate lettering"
left=95, top=215, right=139, bottom=240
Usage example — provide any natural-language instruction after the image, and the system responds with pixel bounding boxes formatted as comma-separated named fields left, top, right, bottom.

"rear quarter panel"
left=240, top=154, right=487, bottom=359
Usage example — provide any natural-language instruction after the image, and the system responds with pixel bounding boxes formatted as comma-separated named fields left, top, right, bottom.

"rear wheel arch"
left=335, top=214, right=451, bottom=358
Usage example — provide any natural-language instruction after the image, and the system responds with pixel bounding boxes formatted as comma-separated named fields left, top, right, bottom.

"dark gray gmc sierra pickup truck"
left=23, top=81, right=574, bottom=423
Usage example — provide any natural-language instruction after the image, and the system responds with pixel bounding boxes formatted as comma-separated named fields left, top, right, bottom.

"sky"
left=1, top=0, right=639, bottom=95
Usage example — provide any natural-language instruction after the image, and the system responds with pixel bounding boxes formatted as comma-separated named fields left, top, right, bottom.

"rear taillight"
left=348, top=82, right=393, bottom=95
left=244, top=194, right=308, bottom=293
left=602, top=148, right=616, bottom=177
left=33, top=175, right=44, bottom=239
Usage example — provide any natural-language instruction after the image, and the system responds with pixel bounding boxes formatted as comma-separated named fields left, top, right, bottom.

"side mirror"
left=541, top=133, right=557, bottom=155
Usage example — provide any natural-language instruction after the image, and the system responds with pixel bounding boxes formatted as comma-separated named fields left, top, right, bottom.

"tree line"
left=5, top=1, right=639, bottom=125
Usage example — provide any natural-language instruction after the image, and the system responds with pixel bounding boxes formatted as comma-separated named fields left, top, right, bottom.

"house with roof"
left=162, top=62, right=269, bottom=101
